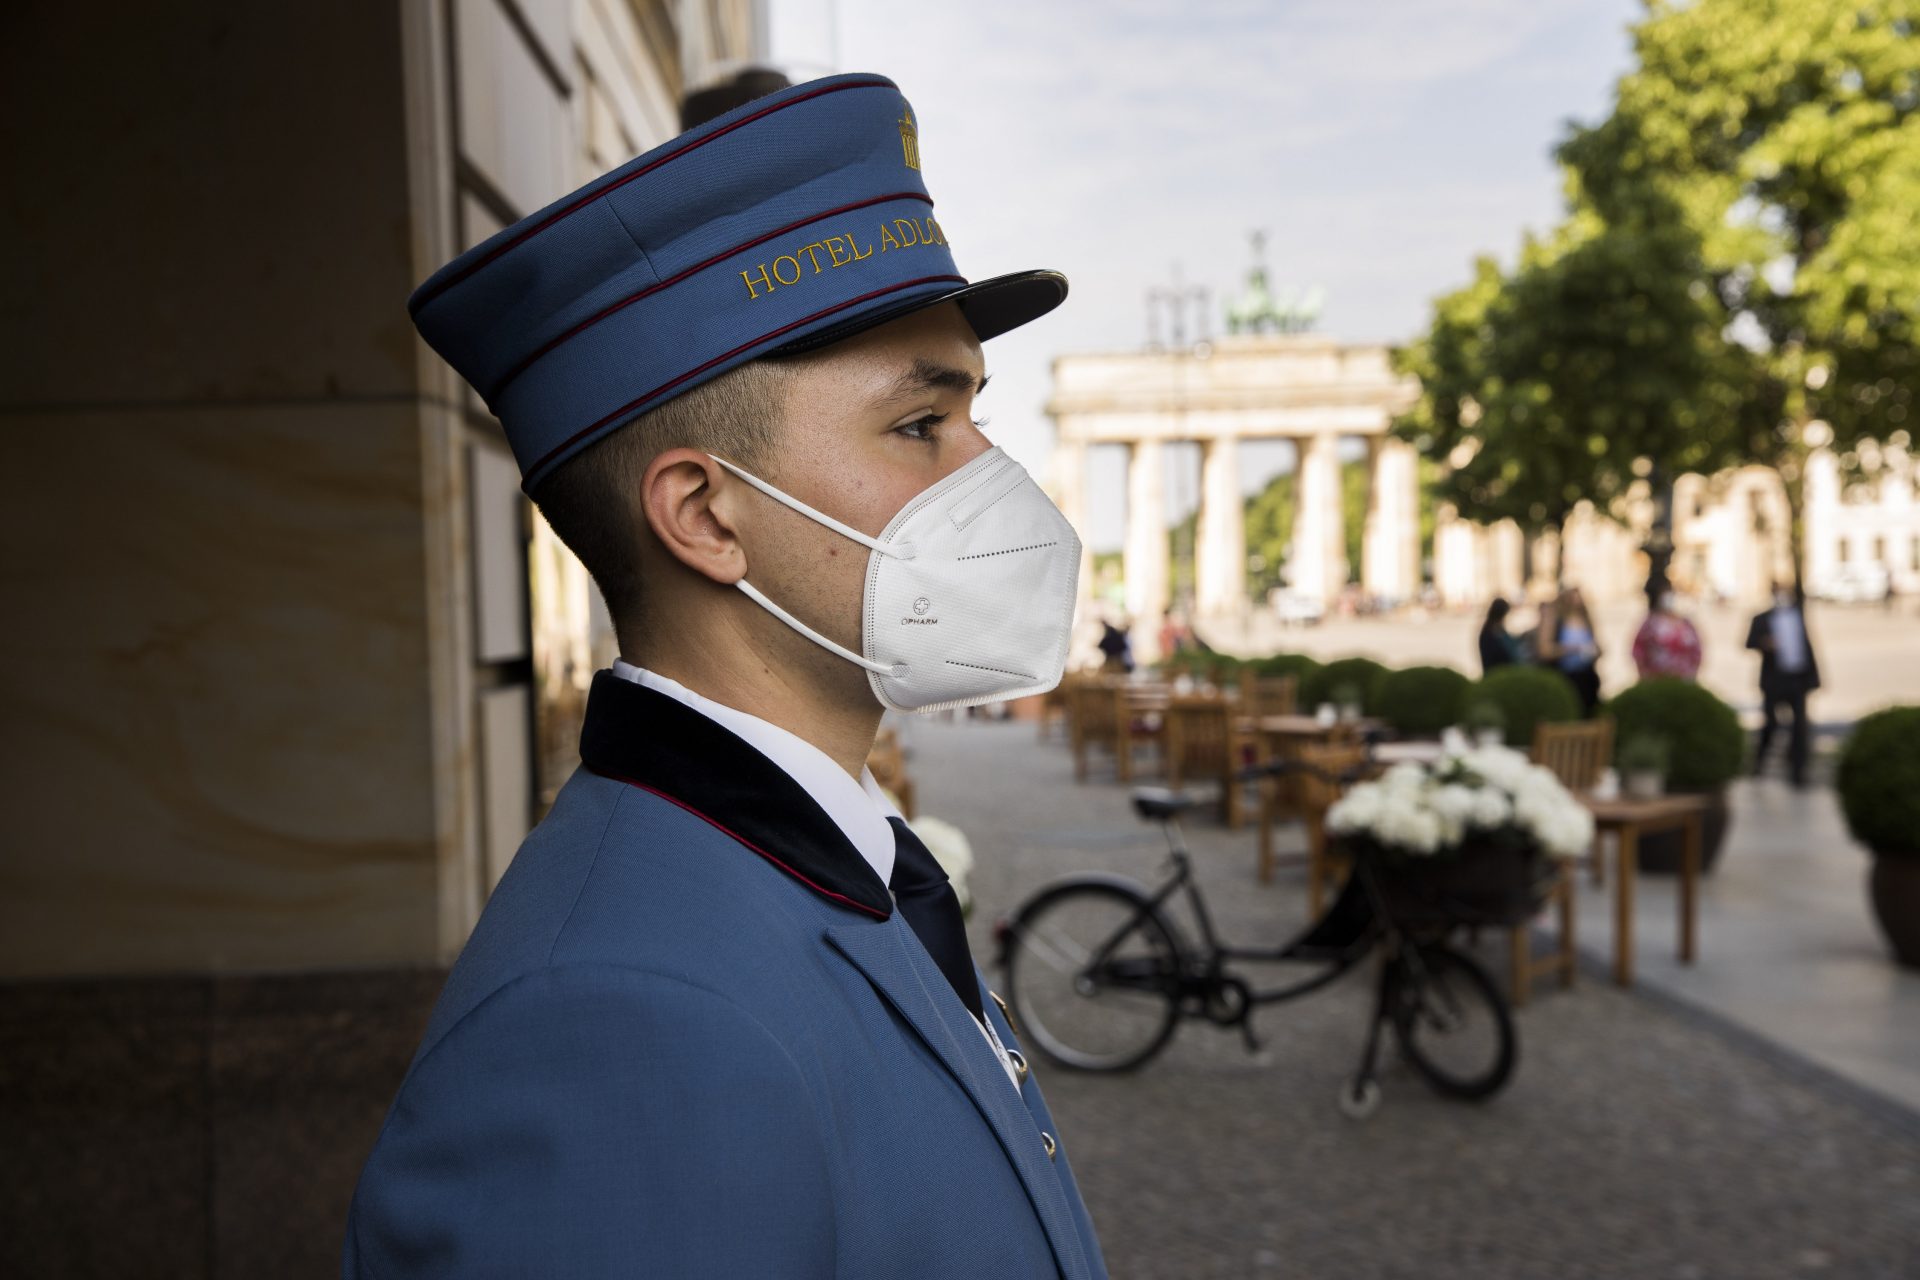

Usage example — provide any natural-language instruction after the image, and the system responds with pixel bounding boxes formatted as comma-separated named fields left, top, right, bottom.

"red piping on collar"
left=522, top=272, right=966, bottom=485
left=412, top=77, right=896, bottom=313
left=589, top=765, right=890, bottom=920
left=483, top=190, right=934, bottom=402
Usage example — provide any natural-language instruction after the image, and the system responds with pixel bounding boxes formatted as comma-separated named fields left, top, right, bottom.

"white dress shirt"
left=609, top=661, right=1021, bottom=1091
left=1768, top=605, right=1810, bottom=673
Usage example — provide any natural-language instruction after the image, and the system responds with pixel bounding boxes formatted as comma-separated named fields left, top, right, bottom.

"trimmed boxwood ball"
left=1608, top=678, right=1744, bottom=793
left=1376, top=665, right=1473, bottom=737
left=1252, top=652, right=1324, bottom=690
left=1836, top=706, right=1920, bottom=858
left=1470, top=666, right=1582, bottom=748
left=1301, top=656, right=1392, bottom=713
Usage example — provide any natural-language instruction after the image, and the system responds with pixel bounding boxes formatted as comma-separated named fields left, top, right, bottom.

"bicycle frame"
left=1083, top=816, right=1385, bottom=1013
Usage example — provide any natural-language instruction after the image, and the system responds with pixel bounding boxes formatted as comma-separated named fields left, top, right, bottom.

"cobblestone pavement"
left=916, top=718, right=1920, bottom=1280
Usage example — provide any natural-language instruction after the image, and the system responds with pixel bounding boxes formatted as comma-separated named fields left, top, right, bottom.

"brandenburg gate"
left=1046, top=326, right=1421, bottom=662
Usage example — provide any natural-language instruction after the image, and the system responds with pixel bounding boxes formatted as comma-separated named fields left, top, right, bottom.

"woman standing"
left=1538, top=585, right=1603, bottom=714
left=1477, top=596, right=1523, bottom=675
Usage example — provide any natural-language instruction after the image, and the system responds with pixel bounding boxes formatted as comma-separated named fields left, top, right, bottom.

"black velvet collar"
left=577, top=670, right=893, bottom=920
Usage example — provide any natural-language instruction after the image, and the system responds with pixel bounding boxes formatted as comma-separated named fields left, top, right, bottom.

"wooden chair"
left=1237, top=669, right=1298, bottom=718
left=1501, top=718, right=1614, bottom=1005
left=1293, top=739, right=1378, bottom=913
left=1252, top=729, right=1372, bottom=898
left=867, top=727, right=915, bottom=820
left=1163, top=695, right=1264, bottom=828
left=1038, top=669, right=1083, bottom=742
left=1069, top=680, right=1159, bottom=783
left=1532, top=717, right=1615, bottom=793
left=1533, top=718, right=1615, bottom=884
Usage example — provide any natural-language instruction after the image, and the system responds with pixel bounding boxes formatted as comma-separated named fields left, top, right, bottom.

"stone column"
left=1290, top=431, right=1347, bottom=602
left=1195, top=435, right=1245, bottom=618
left=1125, top=439, right=1171, bottom=658
left=1490, top=520, right=1526, bottom=599
left=1361, top=436, right=1419, bottom=604
left=1803, top=449, right=1841, bottom=598
left=1432, top=504, right=1472, bottom=606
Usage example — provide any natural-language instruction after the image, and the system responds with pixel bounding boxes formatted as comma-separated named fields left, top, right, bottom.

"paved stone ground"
left=913, top=717, right=1920, bottom=1280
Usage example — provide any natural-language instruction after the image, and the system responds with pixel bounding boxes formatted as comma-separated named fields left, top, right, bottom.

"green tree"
left=1394, top=204, right=1743, bottom=565
left=1400, top=0, right=1920, bottom=593
left=1559, top=0, right=1920, bottom=582
left=1243, top=470, right=1295, bottom=599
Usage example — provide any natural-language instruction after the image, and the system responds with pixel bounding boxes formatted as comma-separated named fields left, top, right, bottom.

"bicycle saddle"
left=1130, top=787, right=1204, bottom=821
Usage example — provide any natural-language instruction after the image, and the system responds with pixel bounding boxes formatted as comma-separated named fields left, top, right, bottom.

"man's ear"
left=638, top=449, right=747, bottom=586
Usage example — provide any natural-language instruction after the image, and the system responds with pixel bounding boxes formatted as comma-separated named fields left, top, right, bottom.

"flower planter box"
left=1342, top=840, right=1556, bottom=929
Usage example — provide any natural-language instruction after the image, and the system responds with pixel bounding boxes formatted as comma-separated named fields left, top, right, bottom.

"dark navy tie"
left=887, top=817, right=985, bottom=1022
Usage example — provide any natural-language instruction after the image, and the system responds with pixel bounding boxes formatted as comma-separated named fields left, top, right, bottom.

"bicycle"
left=993, top=771, right=1519, bottom=1118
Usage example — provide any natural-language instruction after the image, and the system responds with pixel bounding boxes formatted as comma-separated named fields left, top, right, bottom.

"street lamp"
left=1146, top=267, right=1210, bottom=615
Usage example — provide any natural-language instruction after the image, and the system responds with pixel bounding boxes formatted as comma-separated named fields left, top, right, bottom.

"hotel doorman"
left=343, top=74, right=1105, bottom=1278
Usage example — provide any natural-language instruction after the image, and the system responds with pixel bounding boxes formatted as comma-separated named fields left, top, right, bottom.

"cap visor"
left=774, top=268, right=1067, bottom=353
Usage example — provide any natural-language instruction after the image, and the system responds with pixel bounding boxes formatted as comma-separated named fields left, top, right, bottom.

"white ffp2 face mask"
left=710, top=447, right=1082, bottom=713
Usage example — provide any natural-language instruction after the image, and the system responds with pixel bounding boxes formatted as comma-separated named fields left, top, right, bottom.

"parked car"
left=1811, top=563, right=1891, bottom=603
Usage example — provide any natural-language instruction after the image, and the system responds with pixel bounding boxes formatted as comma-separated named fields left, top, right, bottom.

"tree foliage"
left=1399, top=0, right=1920, bottom=566
left=1561, top=0, right=1920, bottom=471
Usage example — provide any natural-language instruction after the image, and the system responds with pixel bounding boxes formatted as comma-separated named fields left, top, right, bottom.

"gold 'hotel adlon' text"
left=739, top=216, right=949, bottom=300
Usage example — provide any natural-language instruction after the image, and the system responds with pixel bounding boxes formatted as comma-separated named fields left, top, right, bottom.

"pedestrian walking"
left=1746, top=580, right=1822, bottom=787
left=1098, top=614, right=1134, bottom=673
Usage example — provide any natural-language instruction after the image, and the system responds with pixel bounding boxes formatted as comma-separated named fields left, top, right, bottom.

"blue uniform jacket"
left=344, top=674, right=1106, bottom=1278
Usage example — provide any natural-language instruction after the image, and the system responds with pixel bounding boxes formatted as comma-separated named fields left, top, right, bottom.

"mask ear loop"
left=709, top=454, right=909, bottom=679
left=708, top=454, right=916, bottom=561
left=734, top=580, right=900, bottom=678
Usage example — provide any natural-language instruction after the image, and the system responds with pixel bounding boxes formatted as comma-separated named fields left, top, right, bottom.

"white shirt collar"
left=609, top=660, right=898, bottom=885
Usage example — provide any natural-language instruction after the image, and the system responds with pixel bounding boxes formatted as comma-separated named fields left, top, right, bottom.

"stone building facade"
left=1047, top=333, right=1421, bottom=663
left=1048, top=328, right=1918, bottom=633
left=2, top=3, right=762, bottom=1273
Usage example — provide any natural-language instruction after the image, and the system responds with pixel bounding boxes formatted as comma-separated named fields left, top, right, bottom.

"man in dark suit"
left=1745, top=580, right=1822, bottom=787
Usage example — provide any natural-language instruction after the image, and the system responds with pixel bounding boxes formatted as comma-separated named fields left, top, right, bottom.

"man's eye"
left=897, top=412, right=948, bottom=441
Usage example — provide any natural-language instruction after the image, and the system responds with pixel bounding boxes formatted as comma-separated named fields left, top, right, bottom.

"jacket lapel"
left=826, top=919, right=1092, bottom=1280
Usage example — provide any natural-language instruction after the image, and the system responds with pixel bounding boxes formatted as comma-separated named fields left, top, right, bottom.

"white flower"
left=1469, top=787, right=1513, bottom=828
left=1320, top=736, right=1600, bottom=861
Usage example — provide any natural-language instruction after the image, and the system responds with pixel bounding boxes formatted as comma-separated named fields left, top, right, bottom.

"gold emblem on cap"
left=899, top=109, right=920, bottom=171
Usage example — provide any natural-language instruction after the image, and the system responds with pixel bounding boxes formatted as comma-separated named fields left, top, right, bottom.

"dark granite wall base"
left=0, top=969, right=444, bottom=1280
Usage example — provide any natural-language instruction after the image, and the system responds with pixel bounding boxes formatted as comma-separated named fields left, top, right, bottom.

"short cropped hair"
left=531, top=359, right=791, bottom=628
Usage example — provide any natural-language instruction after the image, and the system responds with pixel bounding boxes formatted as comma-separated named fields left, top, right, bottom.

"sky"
left=771, top=0, right=1645, bottom=549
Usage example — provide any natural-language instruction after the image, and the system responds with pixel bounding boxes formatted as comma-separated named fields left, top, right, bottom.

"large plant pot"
left=1869, top=855, right=1920, bottom=969
left=1635, top=788, right=1732, bottom=875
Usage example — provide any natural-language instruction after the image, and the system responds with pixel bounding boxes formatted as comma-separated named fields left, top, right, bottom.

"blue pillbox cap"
left=408, top=72, right=1067, bottom=492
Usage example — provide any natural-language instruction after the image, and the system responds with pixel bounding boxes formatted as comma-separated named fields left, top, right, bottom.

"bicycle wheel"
left=1004, top=883, right=1183, bottom=1072
left=1388, top=942, right=1516, bottom=1100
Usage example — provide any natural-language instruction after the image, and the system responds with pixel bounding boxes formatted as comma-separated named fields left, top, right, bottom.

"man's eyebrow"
left=876, top=358, right=990, bottom=403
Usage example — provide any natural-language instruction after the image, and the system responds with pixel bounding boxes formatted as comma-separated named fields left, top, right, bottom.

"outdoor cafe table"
left=1368, top=740, right=1446, bottom=767
left=1247, top=715, right=1388, bottom=882
left=1252, top=714, right=1384, bottom=741
left=1577, top=791, right=1710, bottom=987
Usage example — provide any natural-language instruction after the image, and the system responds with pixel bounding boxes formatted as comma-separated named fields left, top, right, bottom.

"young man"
left=1745, top=580, right=1822, bottom=787
left=343, top=74, right=1105, bottom=1278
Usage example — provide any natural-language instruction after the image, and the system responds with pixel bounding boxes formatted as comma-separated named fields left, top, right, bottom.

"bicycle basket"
left=1353, top=839, right=1556, bottom=928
